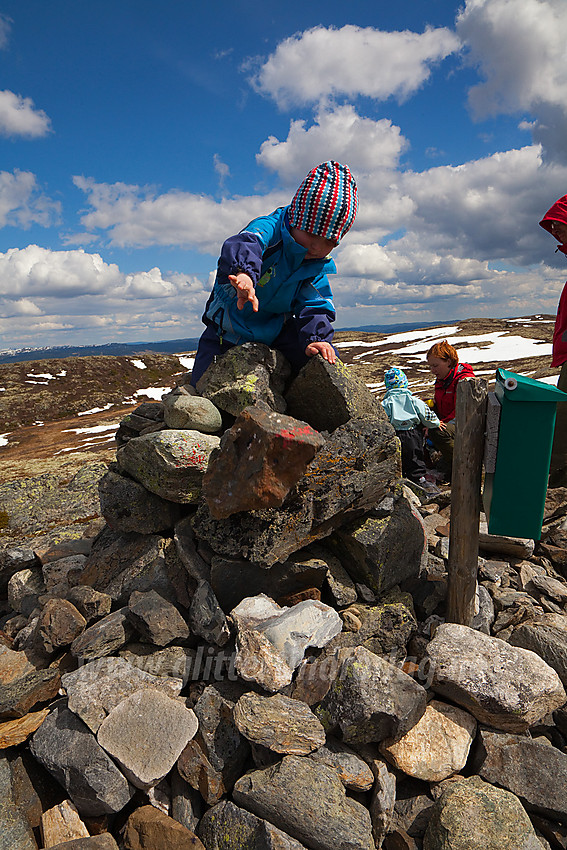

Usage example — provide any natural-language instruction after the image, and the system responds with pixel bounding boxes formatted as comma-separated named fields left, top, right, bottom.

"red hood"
left=540, top=195, right=567, bottom=255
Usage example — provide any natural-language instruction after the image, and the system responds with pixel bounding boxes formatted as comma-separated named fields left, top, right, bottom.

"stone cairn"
left=2, top=342, right=567, bottom=849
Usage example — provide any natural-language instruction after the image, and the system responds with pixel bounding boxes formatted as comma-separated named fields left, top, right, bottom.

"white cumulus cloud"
left=257, top=105, right=407, bottom=184
left=72, top=176, right=288, bottom=251
left=0, top=90, right=51, bottom=138
left=457, top=0, right=567, bottom=162
left=0, top=245, right=122, bottom=298
left=0, top=170, right=60, bottom=228
left=252, top=24, right=460, bottom=108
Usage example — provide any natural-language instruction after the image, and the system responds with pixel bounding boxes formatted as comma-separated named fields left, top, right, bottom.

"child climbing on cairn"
left=381, top=367, right=441, bottom=493
left=190, top=161, right=358, bottom=387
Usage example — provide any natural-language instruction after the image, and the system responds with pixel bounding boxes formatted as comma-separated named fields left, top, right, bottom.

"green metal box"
left=483, top=368, right=567, bottom=540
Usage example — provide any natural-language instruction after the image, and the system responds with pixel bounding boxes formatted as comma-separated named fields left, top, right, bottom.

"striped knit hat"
left=384, top=367, right=408, bottom=390
left=289, top=161, right=358, bottom=243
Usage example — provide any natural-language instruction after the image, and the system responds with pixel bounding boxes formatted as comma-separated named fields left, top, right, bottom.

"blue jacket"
left=202, top=206, right=336, bottom=348
left=382, top=387, right=441, bottom=431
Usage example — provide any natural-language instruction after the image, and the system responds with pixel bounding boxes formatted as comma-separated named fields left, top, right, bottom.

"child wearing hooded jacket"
left=381, top=367, right=441, bottom=492
left=540, top=195, right=567, bottom=487
left=190, top=161, right=358, bottom=387
left=426, top=339, right=475, bottom=480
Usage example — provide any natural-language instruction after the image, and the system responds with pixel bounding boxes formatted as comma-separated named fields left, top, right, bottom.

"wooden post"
left=447, top=378, right=488, bottom=625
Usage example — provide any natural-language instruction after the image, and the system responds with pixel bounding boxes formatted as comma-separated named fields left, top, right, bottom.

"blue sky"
left=1, top=0, right=567, bottom=350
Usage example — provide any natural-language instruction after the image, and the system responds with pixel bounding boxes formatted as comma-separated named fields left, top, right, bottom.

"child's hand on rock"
left=229, top=273, right=259, bottom=312
left=305, top=340, right=337, bottom=364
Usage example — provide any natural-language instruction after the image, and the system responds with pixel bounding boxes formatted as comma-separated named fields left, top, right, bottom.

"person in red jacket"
left=426, top=339, right=475, bottom=480
left=539, top=195, right=567, bottom=487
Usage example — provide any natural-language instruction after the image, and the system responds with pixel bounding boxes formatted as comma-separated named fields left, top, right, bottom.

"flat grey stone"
left=127, top=589, right=190, bottom=646
left=70, top=608, right=134, bottom=663
left=97, top=689, right=198, bottom=790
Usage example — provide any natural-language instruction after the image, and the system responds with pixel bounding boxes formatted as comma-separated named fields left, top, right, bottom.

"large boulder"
left=232, top=755, right=375, bottom=850
left=316, top=646, right=427, bottom=745
left=202, top=405, right=324, bottom=518
left=116, top=430, right=220, bottom=504
left=330, top=495, right=427, bottom=596
left=423, top=775, right=545, bottom=850
left=196, top=342, right=290, bottom=416
left=193, top=417, right=400, bottom=566
left=285, top=355, right=384, bottom=432
left=425, top=623, right=566, bottom=732
left=474, top=729, right=567, bottom=822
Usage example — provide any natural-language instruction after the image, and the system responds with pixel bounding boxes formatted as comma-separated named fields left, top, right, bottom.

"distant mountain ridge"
left=0, top=322, right=459, bottom=365
left=0, top=337, right=202, bottom=365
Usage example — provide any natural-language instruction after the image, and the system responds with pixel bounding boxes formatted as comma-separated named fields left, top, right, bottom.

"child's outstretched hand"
left=228, top=273, right=259, bottom=312
left=305, top=340, right=337, bottom=364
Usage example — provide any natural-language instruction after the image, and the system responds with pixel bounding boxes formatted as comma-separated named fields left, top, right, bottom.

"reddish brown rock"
left=0, top=668, right=60, bottom=719
left=0, top=708, right=49, bottom=748
left=122, top=804, right=205, bottom=850
left=202, top=405, right=324, bottom=519
left=0, top=645, right=36, bottom=685
left=277, top=587, right=321, bottom=606
left=37, top=598, right=87, bottom=653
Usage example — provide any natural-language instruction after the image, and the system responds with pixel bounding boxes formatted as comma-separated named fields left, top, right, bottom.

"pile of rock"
left=1, top=342, right=567, bottom=849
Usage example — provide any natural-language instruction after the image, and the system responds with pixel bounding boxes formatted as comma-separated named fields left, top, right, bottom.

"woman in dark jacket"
left=540, top=195, right=567, bottom=487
